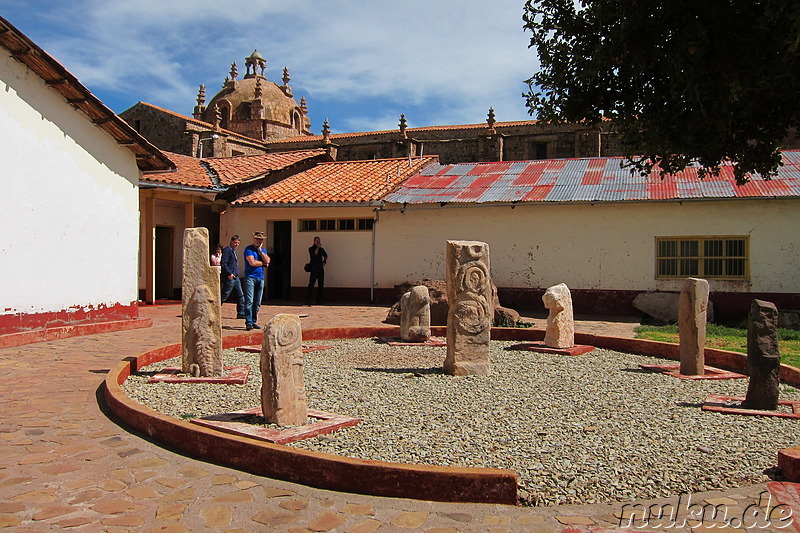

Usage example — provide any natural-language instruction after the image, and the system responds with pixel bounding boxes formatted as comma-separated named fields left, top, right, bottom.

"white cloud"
left=2, top=1, right=539, bottom=127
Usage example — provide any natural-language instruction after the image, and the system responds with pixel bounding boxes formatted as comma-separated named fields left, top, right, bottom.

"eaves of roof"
left=0, top=16, right=174, bottom=173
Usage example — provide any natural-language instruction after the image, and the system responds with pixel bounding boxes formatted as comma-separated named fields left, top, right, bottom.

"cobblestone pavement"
left=1, top=301, right=798, bottom=532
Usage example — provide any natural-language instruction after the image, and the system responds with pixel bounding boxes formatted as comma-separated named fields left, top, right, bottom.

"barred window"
left=298, top=218, right=375, bottom=232
left=656, top=236, right=748, bottom=279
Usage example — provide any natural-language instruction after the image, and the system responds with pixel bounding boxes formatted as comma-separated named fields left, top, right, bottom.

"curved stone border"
left=103, top=325, right=800, bottom=505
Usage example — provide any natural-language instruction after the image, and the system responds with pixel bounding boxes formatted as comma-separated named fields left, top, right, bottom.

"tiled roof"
left=0, top=16, right=174, bottom=172
left=234, top=156, right=439, bottom=205
left=206, top=149, right=329, bottom=186
left=385, top=151, right=800, bottom=204
left=141, top=151, right=216, bottom=189
left=268, top=120, right=542, bottom=144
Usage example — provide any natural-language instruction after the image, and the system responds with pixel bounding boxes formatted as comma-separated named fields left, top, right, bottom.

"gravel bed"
left=123, top=339, right=800, bottom=506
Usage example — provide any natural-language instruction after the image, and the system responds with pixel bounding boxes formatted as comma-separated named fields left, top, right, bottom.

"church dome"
left=199, top=50, right=311, bottom=141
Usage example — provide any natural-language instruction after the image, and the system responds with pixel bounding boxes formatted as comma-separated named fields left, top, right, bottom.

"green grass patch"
left=634, top=324, right=800, bottom=368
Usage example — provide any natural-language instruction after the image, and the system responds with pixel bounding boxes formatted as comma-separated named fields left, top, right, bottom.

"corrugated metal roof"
left=384, top=151, right=800, bottom=204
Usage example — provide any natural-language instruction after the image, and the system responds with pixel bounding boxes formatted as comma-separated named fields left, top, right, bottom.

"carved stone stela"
left=542, top=283, right=574, bottom=349
left=261, top=314, right=308, bottom=426
left=678, top=277, right=709, bottom=375
left=400, top=285, right=432, bottom=342
left=743, top=299, right=781, bottom=410
left=181, top=227, right=223, bottom=377
left=444, top=240, right=492, bottom=376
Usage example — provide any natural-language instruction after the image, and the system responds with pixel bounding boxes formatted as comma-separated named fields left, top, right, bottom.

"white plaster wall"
left=0, top=50, right=141, bottom=315
left=374, top=199, right=800, bottom=294
left=221, top=206, right=376, bottom=287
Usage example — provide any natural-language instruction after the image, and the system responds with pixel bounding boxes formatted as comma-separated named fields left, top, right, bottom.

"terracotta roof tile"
left=205, top=149, right=329, bottom=186
left=141, top=151, right=215, bottom=189
left=234, top=156, right=439, bottom=205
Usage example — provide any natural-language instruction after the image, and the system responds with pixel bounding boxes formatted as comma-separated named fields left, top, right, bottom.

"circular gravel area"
left=123, top=338, right=800, bottom=506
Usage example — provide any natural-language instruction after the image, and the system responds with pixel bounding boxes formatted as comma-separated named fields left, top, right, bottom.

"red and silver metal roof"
left=384, top=151, right=800, bottom=204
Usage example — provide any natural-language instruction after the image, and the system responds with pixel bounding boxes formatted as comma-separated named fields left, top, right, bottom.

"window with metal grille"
left=298, top=218, right=375, bottom=232
left=655, top=236, right=748, bottom=279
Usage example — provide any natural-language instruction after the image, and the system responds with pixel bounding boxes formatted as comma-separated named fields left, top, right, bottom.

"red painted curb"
left=0, top=317, right=153, bottom=349
left=103, top=326, right=800, bottom=502
left=104, top=326, right=519, bottom=504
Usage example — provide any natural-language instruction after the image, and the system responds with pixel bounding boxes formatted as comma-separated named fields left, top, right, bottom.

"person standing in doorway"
left=305, top=236, right=327, bottom=305
left=243, top=231, right=270, bottom=330
left=220, top=235, right=245, bottom=322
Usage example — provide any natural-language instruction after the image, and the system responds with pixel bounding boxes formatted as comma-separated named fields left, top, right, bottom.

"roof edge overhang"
left=0, top=16, right=175, bottom=173
left=380, top=195, right=800, bottom=210
left=139, top=181, right=226, bottom=194
left=232, top=201, right=376, bottom=208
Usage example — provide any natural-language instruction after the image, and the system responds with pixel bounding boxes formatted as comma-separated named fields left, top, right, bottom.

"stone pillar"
left=542, top=283, right=574, bottom=348
left=400, top=286, right=432, bottom=342
left=444, top=240, right=492, bottom=376
left=743, top=299, right=781, bottom=410
left=181, top=227, right=223, bottom=377
left=261, top=314, right=308, bottom=426
left=678, top=277, right=709, bottom=375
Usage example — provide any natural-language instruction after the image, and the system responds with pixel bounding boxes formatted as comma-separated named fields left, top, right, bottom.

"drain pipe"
left=370, top=201, right=384, bottom=303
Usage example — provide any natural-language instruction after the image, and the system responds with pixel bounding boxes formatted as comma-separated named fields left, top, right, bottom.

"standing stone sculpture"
left=181, top=228, right=223, bottom=377
left=400, top=285, right=432, bottom=342
left=444, top=240, right=492, bottom=376
left=678, top=277, right=709, bottom=375
left=261, top=314, right=308, bottom=425
left=542, top=283, right=574, bottom=349
left=743, top=299, right=781, bottom=410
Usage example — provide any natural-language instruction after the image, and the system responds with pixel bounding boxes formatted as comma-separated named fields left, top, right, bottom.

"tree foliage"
left=523, top=0, right=800, bottom=183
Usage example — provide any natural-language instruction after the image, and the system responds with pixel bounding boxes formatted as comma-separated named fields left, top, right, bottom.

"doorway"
left=155, top=226, right=174, bottom=300
left=267, top=221, right=292, bottom=299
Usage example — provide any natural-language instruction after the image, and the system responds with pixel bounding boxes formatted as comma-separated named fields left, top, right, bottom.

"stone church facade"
left=120, top=49, right=623, bottom=163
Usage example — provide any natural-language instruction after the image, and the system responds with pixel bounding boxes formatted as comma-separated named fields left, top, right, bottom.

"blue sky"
left=1, top=1, right=538, bottom=134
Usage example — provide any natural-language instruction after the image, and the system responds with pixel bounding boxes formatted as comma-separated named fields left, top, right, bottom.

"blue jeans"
left=242, top=276, right=264, bottom=326
left=220, top=276, right=245, bottom=317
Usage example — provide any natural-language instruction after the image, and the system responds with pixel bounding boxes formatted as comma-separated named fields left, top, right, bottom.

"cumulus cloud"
left=2, top=0, right=539, bottom=129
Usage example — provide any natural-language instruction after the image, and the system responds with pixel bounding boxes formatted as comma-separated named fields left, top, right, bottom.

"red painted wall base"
left=0, top=302, right=147, bottom=349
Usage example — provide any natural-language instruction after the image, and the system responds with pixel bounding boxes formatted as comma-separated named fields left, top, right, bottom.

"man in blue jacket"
left=243, top=231, right=270, bottom=330
left=220, top=235, right=245, bottom=323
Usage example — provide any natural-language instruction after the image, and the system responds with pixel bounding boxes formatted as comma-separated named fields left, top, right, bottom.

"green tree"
left=523, top=0, right=800, bottom=183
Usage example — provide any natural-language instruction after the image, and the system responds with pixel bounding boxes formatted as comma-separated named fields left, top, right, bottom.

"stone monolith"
left=678, top=277, right=709, bottom=375
left=542, top=283, right=574, bottom=348
left=743, top=299, right=781, bottom=410
left=181, top=227, right=223, bottom=377
left=261, top=314, right=308, bottom=425
left=444, top=240, right=492, bottom=375
left=400, top=286, right=432, bottom=342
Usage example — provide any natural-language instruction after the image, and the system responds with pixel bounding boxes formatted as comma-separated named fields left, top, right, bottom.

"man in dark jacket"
left=305, top=236, right=328, bottom=305
left=220, top=235, right=245, bottom=321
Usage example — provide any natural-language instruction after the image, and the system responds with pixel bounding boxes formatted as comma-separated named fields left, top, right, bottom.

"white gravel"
left=122, top=338, right=800, bottom=506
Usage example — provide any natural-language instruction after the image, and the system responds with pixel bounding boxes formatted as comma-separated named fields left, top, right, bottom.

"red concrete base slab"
left=702, top=395, right=800, bottom=419
left=506, top=342, right=594, bottom=356
left=235, top=344, right=333, bottom=354
left=778, top=450, right=800, bottom=484
left=0, top=317, right=152, bottom=349
left=639, top=364, right=747, bottom=380
left=380, top=336, right=447, bottom=347
left=191, top=406, right=361, bottom=445
left=147, top=366, right=251, bottom=385
left=766, top=482, right=800, bottom=531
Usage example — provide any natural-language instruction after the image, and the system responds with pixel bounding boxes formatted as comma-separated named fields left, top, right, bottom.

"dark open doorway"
left=154, top=226, right=174, bottom=299
left=267, top=221, right=291, bottom=299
